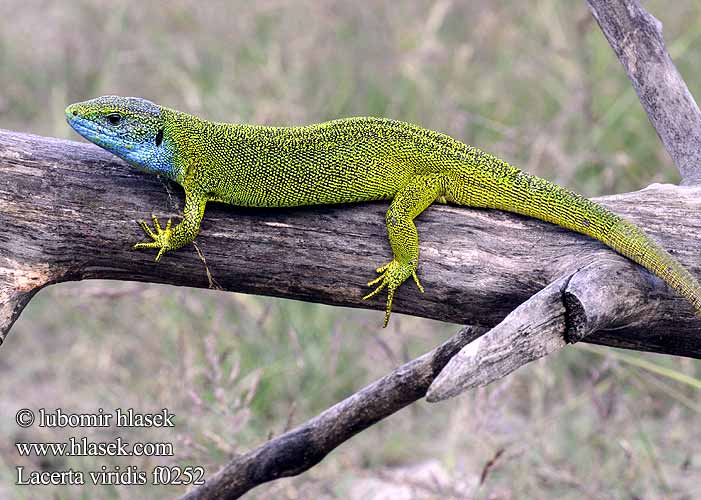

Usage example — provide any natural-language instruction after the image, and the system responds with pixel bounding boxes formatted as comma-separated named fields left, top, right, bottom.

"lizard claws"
left=134, top=215, right=173, bottom=262
left=363, top=277, right=388, bottom=300
left=412, top=270, right=424, bottom=293
left=362, top=259, right=423, bottom=327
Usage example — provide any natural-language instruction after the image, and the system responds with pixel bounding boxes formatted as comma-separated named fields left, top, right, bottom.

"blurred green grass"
left=1, top=0, right=701, bottom=498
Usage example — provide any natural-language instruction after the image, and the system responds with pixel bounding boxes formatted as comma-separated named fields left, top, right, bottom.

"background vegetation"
left=1, top=0, right=700, bottom=498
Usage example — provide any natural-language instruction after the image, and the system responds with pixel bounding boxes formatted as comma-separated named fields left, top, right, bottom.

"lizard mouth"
left=65, top=112, right=116, bottom=146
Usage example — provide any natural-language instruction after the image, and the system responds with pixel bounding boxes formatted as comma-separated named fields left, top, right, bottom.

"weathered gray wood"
left=426, top=258, right=658, bottom=401
left=179, top=326, right=482, bottom=499
left=428, top=276, right=569, bottom=401
left=1, top=129, right=700, bottom=353
left=588, top=0, right=701, bottom=184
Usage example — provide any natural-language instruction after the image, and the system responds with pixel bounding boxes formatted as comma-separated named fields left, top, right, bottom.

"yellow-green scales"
left=66, top=96, right=701, bottom=326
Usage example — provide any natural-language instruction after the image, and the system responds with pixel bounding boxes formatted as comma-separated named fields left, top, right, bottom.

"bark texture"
left=427, top=258, right=659, bottom=401
left=1, top=129, right=700, bottom=352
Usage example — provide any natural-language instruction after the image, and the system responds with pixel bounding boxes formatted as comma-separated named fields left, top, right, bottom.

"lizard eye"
left=106, top=113, right=122, bottom=125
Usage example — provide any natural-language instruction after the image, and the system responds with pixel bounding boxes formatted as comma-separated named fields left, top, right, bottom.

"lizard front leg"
left=363, top=174, right=447, bottom=327
left=134, top=189, right=208, bottom=261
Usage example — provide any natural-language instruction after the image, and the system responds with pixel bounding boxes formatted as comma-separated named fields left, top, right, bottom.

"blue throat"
left=136, top=140, right=180, bottom=181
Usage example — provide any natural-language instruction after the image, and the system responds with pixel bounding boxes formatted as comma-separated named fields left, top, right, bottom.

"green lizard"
left=66, top=95, right=701, bottom=327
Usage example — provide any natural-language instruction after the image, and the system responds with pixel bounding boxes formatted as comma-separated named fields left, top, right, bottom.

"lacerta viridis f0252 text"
left=66, top=96, right=701, bottom=326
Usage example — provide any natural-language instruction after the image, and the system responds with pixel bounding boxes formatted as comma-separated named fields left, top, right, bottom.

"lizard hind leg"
left=363, top=174, right=447, bottom=327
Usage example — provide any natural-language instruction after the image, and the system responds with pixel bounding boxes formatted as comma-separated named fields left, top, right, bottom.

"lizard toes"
left=363, top=279, right=387, bottom=300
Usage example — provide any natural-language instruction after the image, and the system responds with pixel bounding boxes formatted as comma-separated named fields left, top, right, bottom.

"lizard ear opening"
left=155, top=128, right=164, bottom=147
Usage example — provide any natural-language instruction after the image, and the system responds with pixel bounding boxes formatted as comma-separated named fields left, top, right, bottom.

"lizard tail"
left=446, top=165, right=701, bottom=312
left=604, top=217, right=701, bottom=311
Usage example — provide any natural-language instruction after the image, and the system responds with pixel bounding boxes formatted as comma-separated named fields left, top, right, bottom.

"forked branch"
left=428, top=0, right=701, bottom=401
left=427, top=258, right=660, bottom=401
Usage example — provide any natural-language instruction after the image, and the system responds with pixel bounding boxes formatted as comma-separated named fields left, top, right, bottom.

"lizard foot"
left=362, top=259, right=424, bottom=327
left=133, top=215, right=173, bottom=262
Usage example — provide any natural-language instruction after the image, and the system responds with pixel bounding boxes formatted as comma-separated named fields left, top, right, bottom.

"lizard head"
left=65, top=95, right=178, bottom=179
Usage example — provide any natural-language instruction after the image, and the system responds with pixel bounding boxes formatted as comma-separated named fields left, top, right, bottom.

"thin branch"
left=179, top=326, right=483, bottom=499
left=588, top=0, right=701, bottom=184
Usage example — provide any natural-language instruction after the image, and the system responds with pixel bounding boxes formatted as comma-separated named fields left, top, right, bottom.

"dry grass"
left=1, top=1, right=701, bottom=498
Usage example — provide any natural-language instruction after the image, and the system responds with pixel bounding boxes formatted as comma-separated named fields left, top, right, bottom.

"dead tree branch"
left=427, top=258, right=659, bottom=401
left=1, top=130, right=700, bottom=353
left=588, top=0, right=701, bottom=184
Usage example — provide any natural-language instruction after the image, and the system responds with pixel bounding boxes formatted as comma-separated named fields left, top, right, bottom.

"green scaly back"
left=66, top=96, right=701, bottom=326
